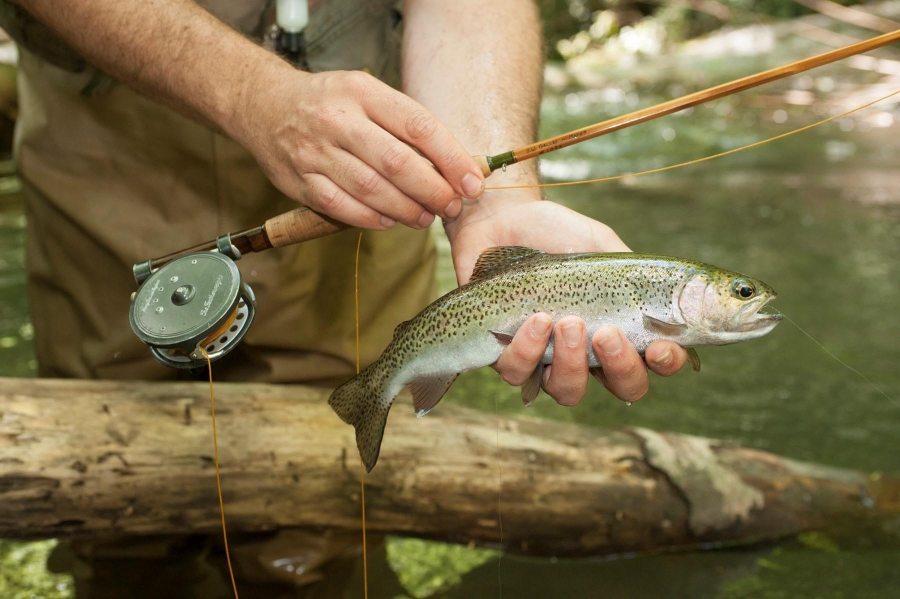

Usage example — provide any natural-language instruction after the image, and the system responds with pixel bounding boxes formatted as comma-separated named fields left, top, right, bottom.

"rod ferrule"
left=486, top=151, right=517, bottom=172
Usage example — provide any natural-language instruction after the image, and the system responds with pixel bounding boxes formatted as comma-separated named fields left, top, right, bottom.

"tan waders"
left=7, top=0, right=434, bottom=595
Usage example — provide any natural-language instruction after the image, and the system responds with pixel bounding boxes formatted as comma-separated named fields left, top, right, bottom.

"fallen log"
left=0, top=377, right=896, bottom=556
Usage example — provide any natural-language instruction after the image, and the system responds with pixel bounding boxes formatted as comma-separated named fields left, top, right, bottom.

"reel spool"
left=129, top=242, right=256, bottom=370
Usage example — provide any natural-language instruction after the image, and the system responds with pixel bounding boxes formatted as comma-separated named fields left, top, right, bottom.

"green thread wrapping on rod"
left=487, top=151, right=517, bottom=172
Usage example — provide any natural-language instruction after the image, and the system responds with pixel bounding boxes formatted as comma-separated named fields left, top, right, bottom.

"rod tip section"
left=472, top=155, right=493, bottom=178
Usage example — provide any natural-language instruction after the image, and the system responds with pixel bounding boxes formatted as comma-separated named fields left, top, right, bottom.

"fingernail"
left=417, top=212, right=435, bottom=228
left=445, top=198, right=462, bottom=218
left=531, top=315, right=551, bottom=338
left=597, top=328, right=622, bottom=356
left=461, top=172, right=484, bottom=198
left=380, top=215, right=396, bottom=228
left=653, top=348, right=673, bottom=367
left=561, top=321, right=583, bottom=348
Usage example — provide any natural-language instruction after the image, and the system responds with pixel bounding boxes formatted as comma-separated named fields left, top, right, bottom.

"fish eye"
left=731, top=279, right=756, bottom=300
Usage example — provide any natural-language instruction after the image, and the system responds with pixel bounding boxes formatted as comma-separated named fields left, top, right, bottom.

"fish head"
left=676, top=269, right=782, bottom=345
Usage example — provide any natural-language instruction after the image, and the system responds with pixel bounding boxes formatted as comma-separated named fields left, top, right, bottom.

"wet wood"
left=0, top=377, right=895, bottom=556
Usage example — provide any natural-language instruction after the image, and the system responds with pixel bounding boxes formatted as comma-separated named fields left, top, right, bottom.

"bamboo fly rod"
left=473, top=27, right=900, bottom=174
left=145, top=28, right=900, bottom=270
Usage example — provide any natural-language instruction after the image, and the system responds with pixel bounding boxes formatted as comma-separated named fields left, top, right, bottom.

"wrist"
left=443, top=170, right=543, bottom=241
left=222, top=52, right=303, bottom=148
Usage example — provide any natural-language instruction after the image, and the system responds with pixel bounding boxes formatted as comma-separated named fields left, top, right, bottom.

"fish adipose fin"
left=471, top=247, right=545, bottom=282
left=686, top=348, right=701, bottom=372
left=328, top=369, right=391, bottom=473
left=521, top=365, right=544, bottom=407
left=410, top=374, right=459, bottom=417
left=642, top=313, right=689, bottom=337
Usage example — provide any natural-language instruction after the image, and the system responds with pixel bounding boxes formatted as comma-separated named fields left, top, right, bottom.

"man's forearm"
left=402, top=0, right=544, bottom=189
left=18, top=0, right=288, bottom=140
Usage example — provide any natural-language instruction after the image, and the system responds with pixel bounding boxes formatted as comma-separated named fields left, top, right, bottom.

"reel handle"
left=264, top=205, right=350, bottom=247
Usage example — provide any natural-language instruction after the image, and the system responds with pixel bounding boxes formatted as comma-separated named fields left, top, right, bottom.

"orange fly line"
left=203, top=350, right=239, bottom=599
left=202, top=230, right=369, bottom=599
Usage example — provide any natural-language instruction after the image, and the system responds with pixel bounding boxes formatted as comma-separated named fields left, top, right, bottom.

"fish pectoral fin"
left=470, top=246, right=545, bottom=282
left=686, top=348, right=701, bottom=372
left=521, top=365, right=544, bottom=407
left=490, top=330, right=515, bottom=346
left=642, top=313, right=689, bottom=337
left=409, top=374, right=460, bottom=417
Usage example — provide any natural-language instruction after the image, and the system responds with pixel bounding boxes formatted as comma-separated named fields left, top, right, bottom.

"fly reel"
left=129, top=235, right=256, bottom=369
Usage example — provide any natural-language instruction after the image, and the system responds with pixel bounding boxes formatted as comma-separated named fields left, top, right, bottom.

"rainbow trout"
left=330, top=247, right=782, bottom=471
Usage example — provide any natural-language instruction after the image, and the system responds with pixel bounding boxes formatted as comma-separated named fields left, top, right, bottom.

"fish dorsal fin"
left=409, top=373, right=459, bottom=417
left=642, top=313, right=688, bottom=337
left=470, top=246, right=545, bottom=282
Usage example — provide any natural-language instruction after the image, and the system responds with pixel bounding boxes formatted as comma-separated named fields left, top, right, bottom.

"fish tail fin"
left=328, top=364, right=393, bottom=473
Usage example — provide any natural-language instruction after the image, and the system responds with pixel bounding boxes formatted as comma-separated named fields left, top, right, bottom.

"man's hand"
left=235, top=69, right=487, bottom=231
left=445, top=197, right=689, bottom=406
left=16, top=1, right=489, bottom=233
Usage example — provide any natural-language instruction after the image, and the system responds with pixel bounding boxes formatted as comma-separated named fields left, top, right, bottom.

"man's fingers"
left=542, top=317, right=589, bottom=407
left=342, top=121, right=462, bottom=219
left=645, top=341, right=688, bottom=377
left=318, top=147, right=434, bottom=229
left=299, top=173, right=394, bottom=230
left=592, top=326, right=649, bottom=403
left=493, top=313, right=553, bottom=386
left=366, top=90, right=485, bottom=200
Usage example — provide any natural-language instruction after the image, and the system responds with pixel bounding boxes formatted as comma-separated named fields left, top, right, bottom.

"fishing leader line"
left=485, top=88, right=900, bottom=191
left=775, top=310, right=900, bottom=410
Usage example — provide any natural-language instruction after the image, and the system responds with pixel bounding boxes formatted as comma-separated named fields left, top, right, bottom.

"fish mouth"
left=736, top=294, right=783, bottom=330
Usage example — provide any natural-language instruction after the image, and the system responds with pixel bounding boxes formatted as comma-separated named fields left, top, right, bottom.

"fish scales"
left=329, top=248, right=782, bottom=471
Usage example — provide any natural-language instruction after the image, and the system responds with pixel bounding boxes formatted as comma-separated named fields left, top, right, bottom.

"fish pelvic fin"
left=410, top=373, right=459, bottom=417
left=328, top=367, right=392, bottom=473
left=490, top=330, right=514, bottom=345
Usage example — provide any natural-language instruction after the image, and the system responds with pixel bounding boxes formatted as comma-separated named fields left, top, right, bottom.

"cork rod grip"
left=264, top=206, right=350, bottom=248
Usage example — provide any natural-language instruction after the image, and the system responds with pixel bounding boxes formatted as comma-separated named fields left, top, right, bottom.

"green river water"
left=1, top=34, right=899, bottom=599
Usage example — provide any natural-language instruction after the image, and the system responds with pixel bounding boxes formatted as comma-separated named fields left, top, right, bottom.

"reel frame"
left=130, top=234, right=257, bottom=370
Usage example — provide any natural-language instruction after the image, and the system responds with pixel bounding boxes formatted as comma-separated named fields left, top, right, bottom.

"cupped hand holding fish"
left=330, top=215, right=783, bottom=472
left=443, top=199, right=689, bottom=406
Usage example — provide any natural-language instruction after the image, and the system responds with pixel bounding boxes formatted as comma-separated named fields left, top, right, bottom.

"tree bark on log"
left=0, top=377, right=896, bottom=556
